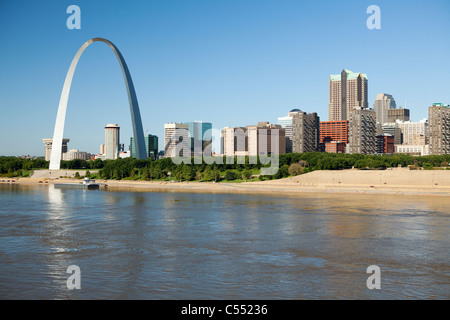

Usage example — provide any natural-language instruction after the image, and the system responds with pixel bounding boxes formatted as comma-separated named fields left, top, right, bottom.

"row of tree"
left=1, top=153, right=450, bottom=179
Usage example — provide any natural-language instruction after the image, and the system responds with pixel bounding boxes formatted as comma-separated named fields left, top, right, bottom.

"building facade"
left=164, top=123, right=189, bottom=157
left=104, top=124, right=120, bottom=160
left=247, top=122, right=286, bottom=156
left=373, top=93, right=396, bottom=124
left=185, top=121, right=212, bottom=156
left=381, top=124, right=402, bottom=145
left=429, top=103, right=450, bottom=155
left=221, top=127, right=248, bottom=157
left=329, top=69, right=368, bottom=121
left=376, top=135, right=395, bottom=154
left=395, top=144, right=429, bottom=156
left=291, top=111, right=320, bottom=153
left=62, top=149, right=91, bottom=161
left=396, top=119, right=428, bottom=146
left=43, top=138, right=70, bottom=161
left=130, top=134, right=159, bottom=159
left=387, top=108, right=410, bottom=123
left=319, top=120, right=349, bottom=144
left=348, top=108, right=376, bottom=154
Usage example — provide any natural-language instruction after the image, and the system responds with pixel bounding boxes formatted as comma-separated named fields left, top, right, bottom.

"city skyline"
left=1, top=0, right=450, bottom=156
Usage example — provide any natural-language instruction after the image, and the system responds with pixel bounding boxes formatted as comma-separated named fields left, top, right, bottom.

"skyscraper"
left=104, top=124, right=120, bottom=160
left=429, top=103, right=450, bottom=155
left=329, top=69, right=368, bottom=121
left=373, top=93, right=396, bottom=124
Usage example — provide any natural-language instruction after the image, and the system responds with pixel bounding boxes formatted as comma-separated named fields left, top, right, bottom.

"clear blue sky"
left=1, top=0, right=449, bottom=156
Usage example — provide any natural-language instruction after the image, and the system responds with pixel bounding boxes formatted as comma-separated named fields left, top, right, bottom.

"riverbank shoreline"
left=4, top=168, right=450, bottom=197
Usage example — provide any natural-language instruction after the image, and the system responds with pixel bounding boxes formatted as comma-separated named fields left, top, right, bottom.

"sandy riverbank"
left=3, top=168, right=450, bottom=197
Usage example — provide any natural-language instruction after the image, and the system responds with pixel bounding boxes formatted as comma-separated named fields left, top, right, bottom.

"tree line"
left=1, top=153, right=450, bottom=180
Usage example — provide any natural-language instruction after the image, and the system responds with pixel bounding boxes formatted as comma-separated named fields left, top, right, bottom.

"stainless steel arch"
left=49, top=37, right=147, bottom=170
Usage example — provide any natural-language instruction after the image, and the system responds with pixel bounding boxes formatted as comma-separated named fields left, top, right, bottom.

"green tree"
left=242, top=170, right=252, bottom=180
left=74, top=172, right=81, bottom=179
left=288, top=163, right=302, bottom=176
left=224, top=170, right=237, bottom=181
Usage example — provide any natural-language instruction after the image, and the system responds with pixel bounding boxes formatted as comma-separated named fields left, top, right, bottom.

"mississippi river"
left=0, top=184, right=448, bottom=299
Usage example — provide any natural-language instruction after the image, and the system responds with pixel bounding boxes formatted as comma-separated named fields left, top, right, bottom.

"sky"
left=0, top=0, right=449, bottom=156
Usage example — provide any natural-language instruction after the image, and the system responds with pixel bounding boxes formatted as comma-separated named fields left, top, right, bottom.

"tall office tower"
left=43, top=138, right=70, bottom=161
left=277, top=109, right=304, bottom=153
left=291, top=111, right=320, bottom=153
left=397, top=119, right=428, bottom=145
left=319, top=120, right=349, bottom=144
left=185, top=121, right=213, bottom=156
left=104, top=124, right=120, bottom=160
left=329, top=69, right=368, bottom=121
left=381, top=124, right=402, bottom=145
left=130, top=134, right=159, bottom=159
left=387, top=108, right=410, bottom=122
left=429, top=103, right=450, bottom=155
left=164, top=123, right=189, bottom=157
left=373, top=93, right=396, bottom=124
left=348, top=108, right=376, bottom=154
left=221, top=127, right=248, bottom=157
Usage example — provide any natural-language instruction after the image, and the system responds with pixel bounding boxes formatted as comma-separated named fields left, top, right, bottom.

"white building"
left=396, top=119, right=428, bottom=145
left=395, top=144, right=429, bottom=156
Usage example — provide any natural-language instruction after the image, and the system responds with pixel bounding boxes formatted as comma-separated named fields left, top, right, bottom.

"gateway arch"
left=49, top=37, right=147, bottom=170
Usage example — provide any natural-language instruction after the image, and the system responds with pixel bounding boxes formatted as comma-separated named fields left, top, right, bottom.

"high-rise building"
left=104, top=124, right=120, bottom=160
left=185, top=121, right=212, bottom=156
left=291, top=111, right=320, bottom=153
left=348, top=108, right=376, bottom=154
left=429, top=103, right=450, bottom=155
left=43, top=138, right=70, bottom=161
left=247, top=122, right=286, bottom=156
left=381, top=124, right=402, bottom=145
left=319, top=120, right=349, bottom=144
left=130, top=134, right=159, bottom=159
left=164, top=123, right=189, bottom=157
left=329, top=69, right=368, bottom=121
left=387, top=108, right=410, bottom=122
left=373, top=93, right=396, bottom=124
left=221, top=127, right=248, bottom=157
left=397, top=119, right=428, bottom=145
left=277, top=109, right=307, bottom=153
